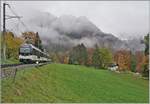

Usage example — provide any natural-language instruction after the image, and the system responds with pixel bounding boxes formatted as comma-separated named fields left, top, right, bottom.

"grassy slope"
left=1, top=64, right=149, bottom=103
left=1, top=58, right=19, bottom=64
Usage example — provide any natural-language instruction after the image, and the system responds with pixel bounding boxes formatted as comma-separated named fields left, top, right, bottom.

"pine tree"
left=92, top=44, right=101, bottom=68
left=69, top=43, right=88, bottom=65
left=142, top=33, right=149, bottom=77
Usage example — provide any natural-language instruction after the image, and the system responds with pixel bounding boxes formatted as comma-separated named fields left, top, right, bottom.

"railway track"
left=1, top=62, right=50, bottom=79
left=1, top=63, right=23, bottom=68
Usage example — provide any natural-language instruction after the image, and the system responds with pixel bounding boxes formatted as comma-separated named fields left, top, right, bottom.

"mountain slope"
left=25, top=12, right=143, bottom=52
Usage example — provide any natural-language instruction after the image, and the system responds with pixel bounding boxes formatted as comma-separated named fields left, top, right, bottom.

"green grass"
left=1, top=64, right=149, bottom=103
left=0, top=58, right=19, bottom=64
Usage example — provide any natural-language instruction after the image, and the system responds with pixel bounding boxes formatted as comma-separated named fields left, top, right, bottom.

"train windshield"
left=20, top=47, right=31, bottom=53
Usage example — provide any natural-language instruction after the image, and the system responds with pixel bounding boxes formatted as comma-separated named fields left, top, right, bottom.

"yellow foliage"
left=4, top=32, right=23, bottom=59
left=114, top=50, right=131, bottom=71
left=63, top=56, right=69, bottom=64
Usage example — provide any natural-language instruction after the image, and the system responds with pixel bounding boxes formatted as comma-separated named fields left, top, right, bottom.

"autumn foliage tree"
left=135, top=51, right=145, bottom=73
left=22, top=32, right=43, bottom=50
left=5, top=32, right=23, bottom=59
left=63, top=56, right=69, bottom=64
left=50, top=53, right=59, bottom=63
left=114, top=50, right=131, bottom=71
left=86, top=48, right=94, bottom=66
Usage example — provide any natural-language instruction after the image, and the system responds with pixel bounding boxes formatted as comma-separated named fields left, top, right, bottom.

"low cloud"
left=25, top=11, right=103, bottom=48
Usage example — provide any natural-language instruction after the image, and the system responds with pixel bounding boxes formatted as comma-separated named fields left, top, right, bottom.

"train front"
left=19, top=44, right=33, bottom=63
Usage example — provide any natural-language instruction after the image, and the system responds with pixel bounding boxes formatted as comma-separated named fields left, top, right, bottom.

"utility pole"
left=2, top=3, right=22, bottom=62
left=2, top=3, right=8, bottom=61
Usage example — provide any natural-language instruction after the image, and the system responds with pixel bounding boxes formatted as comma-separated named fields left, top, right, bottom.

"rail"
left=1, top=63, right=23, bottom=68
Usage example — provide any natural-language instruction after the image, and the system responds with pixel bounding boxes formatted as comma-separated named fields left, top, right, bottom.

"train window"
left=20, top=47, right=31, bottom=54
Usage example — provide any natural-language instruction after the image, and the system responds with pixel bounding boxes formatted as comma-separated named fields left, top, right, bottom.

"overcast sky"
left=1, top=1, right=149, bottom=40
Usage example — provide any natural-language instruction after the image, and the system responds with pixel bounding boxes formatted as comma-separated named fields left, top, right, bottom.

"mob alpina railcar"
left=19, top=43, right=50, bottom=63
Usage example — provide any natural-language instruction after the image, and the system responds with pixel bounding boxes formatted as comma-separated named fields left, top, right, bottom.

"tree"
left=22, top=32, right=43, bottom=50
left=144, top=34, right=149, bottom=55
left=63, top=56, right=69, bottom=64
left=5, top=32, right=23, bottom=59
left=142, top=33, right=149, bottom=77
left=135, top=51, right=145, bottom=73
left=99, top=48, right=113, bottom=68
left=79, top=43, right=88, bottom=65
left=35, top=32, right=42, bottom=50
left=114, top=50, right=131, bottom=71
left=51, top=53, right=59, bottom=63
left=57, top=52, right=66, bottom=63
left=92, top=45, right=113, bottom=69
left=92, top=44, right=101, bottom=68
left=69, top=43, right=88, bottom=65
left=131, top=53, right=136, bottom=72
left=86, top=48, right=94, bottom=66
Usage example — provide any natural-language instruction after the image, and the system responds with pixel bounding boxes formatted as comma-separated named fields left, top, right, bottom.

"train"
left=19, top=43, right=50, bottom=63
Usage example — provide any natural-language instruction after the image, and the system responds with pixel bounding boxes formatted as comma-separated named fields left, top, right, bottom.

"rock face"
left=114, top=50, right=131, bottom=71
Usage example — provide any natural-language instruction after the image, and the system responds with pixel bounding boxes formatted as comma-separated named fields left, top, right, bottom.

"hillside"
left=1, top=64, right=149, bottom=103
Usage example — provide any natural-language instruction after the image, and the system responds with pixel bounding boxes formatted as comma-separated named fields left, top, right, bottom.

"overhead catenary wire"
left=7, top=4, right=29, bottom=31
left=2, top=16, right=22, bottom=33
left=1, top=2, right=30, bottom=33
left=1, top=2, right=30, bottom=37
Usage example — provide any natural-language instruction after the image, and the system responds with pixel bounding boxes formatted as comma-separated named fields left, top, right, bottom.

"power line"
left=7, top=4, right=29, bottom=31
left=1, top=3, right=29, bottom=32
left=6, top=15, right=22, bottom=20
left=2, top=2, right=29, bottom=60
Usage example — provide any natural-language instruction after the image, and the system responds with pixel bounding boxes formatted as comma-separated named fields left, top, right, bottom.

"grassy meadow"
left=1, top=63, right=149, bottom=103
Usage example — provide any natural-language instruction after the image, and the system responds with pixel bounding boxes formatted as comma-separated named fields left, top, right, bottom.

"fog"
left=0, top=1, right=148, bottom=51
left=1, top=1, right=149, bottom=39
left=25, top=12, right=101, bottom=47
